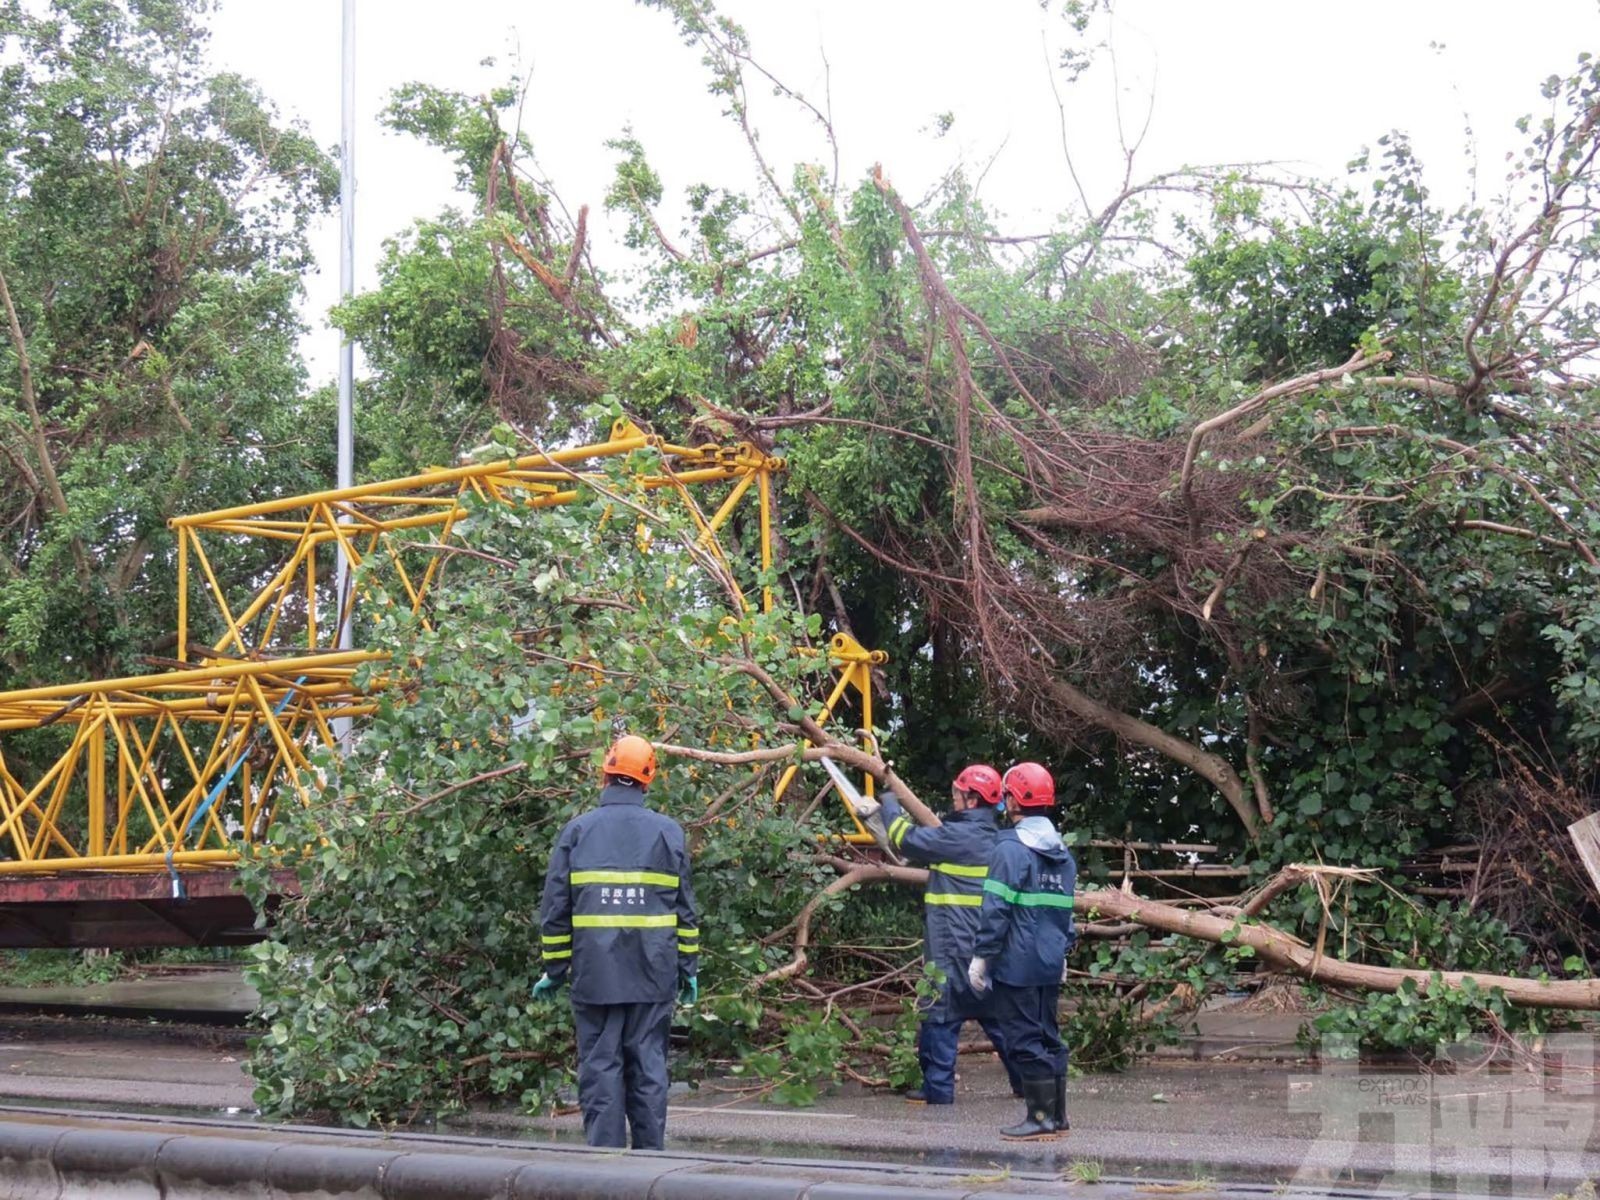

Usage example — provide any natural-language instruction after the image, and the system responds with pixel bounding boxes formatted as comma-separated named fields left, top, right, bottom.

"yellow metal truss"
left=0, top=419, right=883, bottom=876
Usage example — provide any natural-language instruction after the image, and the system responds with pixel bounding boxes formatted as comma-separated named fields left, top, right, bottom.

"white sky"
left=207, top=0, right=1598, bottom=382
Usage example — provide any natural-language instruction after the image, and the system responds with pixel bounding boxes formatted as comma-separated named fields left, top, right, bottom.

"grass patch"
left=0, top=946, right=239, bottom=990
left=0, top=950, right=121, bottom=989
left=1065, top=1159, right=1105, bottom=1184
left=958, top=1164, right=1012, bottom=1186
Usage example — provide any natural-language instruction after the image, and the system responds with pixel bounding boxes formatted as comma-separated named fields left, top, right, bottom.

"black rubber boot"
left=1000, top=1077, right=1059, bottom=1140
left=1053, top=1074, right=1070, bottom=1131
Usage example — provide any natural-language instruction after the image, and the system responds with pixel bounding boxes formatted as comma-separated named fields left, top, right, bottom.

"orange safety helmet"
left=953, top=763, right=1003, bottom=806
left=603, top=734, right=658, bottom=786
left=1002, top=762, right=1055, bottom=808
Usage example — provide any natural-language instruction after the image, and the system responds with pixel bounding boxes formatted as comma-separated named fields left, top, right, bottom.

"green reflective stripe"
left=982, top=878, right=1075, bottom=908
left=571, top=870, right=679, bottom=888
left=678, top=942, right=699, bottom=953
left=542, top=949, right=572, bottom=960
left=572, top=913, right=679, bottom=929
left=541, top=933, right=572, bottom=945
left=888, top=816, right=911, bottom=847
left=924, top=892, right=984, bottom=906
left=931, top=862, right=988, bottom=878
left=678, top=929, right=700, bottom=941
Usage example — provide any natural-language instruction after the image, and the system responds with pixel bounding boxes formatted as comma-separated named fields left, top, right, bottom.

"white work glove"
left=851, top=796, right=881, bottom=820
left=967, top=957, right=990, bottom=993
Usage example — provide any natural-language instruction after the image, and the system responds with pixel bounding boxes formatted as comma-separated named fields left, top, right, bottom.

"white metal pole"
left=334, top=0, right=356, bottom=742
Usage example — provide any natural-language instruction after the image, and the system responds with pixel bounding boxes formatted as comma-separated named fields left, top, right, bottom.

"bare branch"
left=1180, top=349, right=1387, bottom=542
left=0, top=264, right=92, bottom=585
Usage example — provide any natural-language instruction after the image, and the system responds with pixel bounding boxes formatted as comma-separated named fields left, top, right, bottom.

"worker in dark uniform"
left=967, top=762, right=1076, bottom=1141
left=532, top=735, right=699, bottom=1150
left=879, top=765, right=1023, bottom=1105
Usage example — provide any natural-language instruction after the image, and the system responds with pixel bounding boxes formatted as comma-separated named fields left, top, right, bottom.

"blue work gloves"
left=531, top=973, right=564, bottom=1001
left=677, top=975, right=699, bottom=1007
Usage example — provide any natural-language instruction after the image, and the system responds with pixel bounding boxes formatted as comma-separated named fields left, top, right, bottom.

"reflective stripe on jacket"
left=538, top=782, right=699, bottom=1005
left=882, top=797, right=1001, bottom=1019
left=973, top=819, right=1077, bottom=987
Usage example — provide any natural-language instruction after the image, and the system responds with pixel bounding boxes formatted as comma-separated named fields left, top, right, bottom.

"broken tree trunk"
left=825, top=862, right=1600, bottom=1012
left=675, top=738, right=1594, bottom=1009
left=1078, top=880, right=1600, bottom=1012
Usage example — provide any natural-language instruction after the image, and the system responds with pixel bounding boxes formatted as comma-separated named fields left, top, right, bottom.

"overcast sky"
left=206, top=1, right=1597, bottom=382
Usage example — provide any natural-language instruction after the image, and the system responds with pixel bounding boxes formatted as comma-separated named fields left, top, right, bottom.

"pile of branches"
left=1471, top=744, right=1600, bottom=970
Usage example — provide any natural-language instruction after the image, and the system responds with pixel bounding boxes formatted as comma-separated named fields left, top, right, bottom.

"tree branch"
left=1326, top=424, right=1599, bottom=567
left=751, top=863, right=897, bottom=988
left=685, top=661, right=937, bottom=827
left=832, top=860, right=1600, bottom=1011
left=398, top=762, right=527, bottom=816
left=1179, top=349, right=1386, bottom=542
left=1081, top=876, right=1600, bottom=1011
left=1047, top=678, right=1259, bottom=838
left=0, top=264, right=92, bottom=585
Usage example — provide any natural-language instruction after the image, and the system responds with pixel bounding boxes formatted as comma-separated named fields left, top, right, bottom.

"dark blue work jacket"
left=974, top=817, right=1078, bottom=988
left=882, top=798, right=1002, bottom=1020
left=538, top=783, right=699, bottom=1006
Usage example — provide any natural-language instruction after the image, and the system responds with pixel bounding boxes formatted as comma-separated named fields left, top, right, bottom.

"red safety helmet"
left=603, top=735, right=658, bottom=786
left=1002, top=762, right=1055, bottom=809
left=953, top=763, right=1003, bottom=806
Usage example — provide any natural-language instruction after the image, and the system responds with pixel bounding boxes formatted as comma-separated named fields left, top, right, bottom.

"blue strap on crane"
left=165, top=675, right=309, bottom=900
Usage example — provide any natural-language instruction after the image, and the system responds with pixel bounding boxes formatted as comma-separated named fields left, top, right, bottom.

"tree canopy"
left=4, top=0, right=1600, bottom=1122
left=0, top=0, right=337, bottom=687
left=346, top=7, right=1600, bottom=871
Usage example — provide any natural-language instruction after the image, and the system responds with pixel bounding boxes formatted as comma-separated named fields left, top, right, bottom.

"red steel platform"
left=0, top=869, right=297, bottom=948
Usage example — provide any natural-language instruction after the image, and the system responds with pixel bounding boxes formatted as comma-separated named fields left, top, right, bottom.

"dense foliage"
left=310, top=10, right=1600, bottom=1077
left=0, top=0, right=338, bottom=692
left=344, top=25, right=1600, bottom=868
left=241, top=466, right=909, bottom=1122
left=4, top=0, right=1600, bottom=1109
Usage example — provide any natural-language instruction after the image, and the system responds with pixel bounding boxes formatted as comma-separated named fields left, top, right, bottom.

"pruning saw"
left=819, top=755, right=904, bottom=865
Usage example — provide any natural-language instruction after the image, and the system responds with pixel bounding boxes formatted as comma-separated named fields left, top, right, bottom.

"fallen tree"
left=343, top=0, right=1600, bottom=974
left=655, top=742, right=1600, bottom=1013
left=1078, top=874, right=1600, bottom=1012
left=236, top=1, right=1600, bottom=1124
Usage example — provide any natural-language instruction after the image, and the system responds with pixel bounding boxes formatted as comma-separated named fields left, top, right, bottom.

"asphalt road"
left=499, top=1055, right=1600, bottom=1194
left=0, top=1025, right=253, bottom=1110
left=1, top=1015, right=1598, bottom=1195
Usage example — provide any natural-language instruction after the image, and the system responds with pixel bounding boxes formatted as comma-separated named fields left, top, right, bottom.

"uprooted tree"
left=237, top=0, right=1600, bottom=1117
left=242, top=457, right=1600, bottom=1125
left=7, top=0, right=1600, bottom=1122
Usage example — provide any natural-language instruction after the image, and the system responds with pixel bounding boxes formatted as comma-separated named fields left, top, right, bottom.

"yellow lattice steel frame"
left=773, top=630, right=887, bottom=835
left=0, top=419, right=883, bottom=877
left=169, top=419, right=783, bottom=660
left=0, top=653, right=376, bottom=874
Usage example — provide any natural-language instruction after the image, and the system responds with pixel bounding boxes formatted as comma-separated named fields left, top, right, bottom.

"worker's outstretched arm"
left=673, top=827, right=700, bottom=986
left=881, top=793, right=963, bottom=865
left=537, top=824, right=575, bottom=983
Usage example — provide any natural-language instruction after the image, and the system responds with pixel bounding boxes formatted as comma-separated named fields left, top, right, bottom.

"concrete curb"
left=0, top=1110, right=1489, bottom=1200
left=0, top=1116, right=1118, bottom=1199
